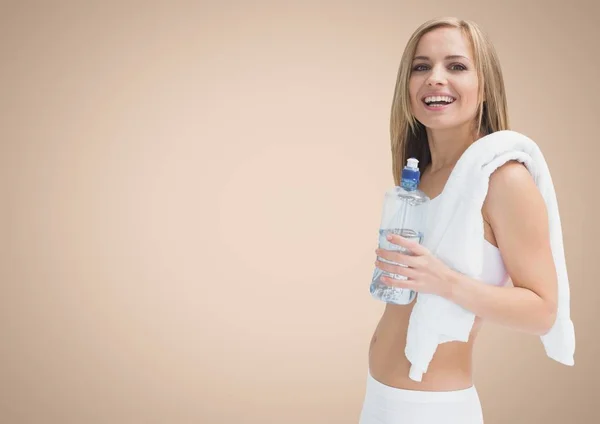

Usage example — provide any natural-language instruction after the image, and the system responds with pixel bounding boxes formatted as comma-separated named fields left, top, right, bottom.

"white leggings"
left=358, top=371, right=484, bottom=424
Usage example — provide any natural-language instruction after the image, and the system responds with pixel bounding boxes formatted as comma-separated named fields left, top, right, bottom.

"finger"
left=376, top=249, right=417, bottom=267
left=380, top=275, right=420, bottom=290
left=375, top=259, right=418, bottom=280
left=386, top=234, right=429, bottom=256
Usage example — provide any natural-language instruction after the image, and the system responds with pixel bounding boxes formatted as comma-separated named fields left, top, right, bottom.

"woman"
left=359, top=17, right=559, bottom=423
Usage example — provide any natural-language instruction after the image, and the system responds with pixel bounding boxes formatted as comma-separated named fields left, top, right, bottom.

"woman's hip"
left=358, top=370, right=484, bottom=424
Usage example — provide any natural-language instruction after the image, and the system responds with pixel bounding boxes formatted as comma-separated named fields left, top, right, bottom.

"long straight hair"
left=390, top=17, right=510, bottom=186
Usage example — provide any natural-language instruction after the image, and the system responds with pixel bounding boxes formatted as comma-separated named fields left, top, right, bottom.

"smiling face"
left=409, top=27, right=480, bottom=132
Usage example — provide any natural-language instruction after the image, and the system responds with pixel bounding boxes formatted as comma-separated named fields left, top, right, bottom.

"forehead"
left=414, top=27, right=473, bottom=58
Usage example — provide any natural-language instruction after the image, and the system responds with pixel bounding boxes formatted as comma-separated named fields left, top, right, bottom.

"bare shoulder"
left=488, top=160, right=536, bottom=196
left=482, top=160, right=543, bottom=225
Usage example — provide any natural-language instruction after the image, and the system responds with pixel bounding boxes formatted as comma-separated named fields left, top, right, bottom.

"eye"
left=450, top=63, right=467, bottom=71
left=412, top=64, right=429, bottom=72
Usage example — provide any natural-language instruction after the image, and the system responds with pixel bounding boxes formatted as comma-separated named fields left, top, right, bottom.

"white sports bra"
left=427, top=193, right=509, bottom=287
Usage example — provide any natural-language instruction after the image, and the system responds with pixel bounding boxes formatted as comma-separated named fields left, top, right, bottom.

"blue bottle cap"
left=401, top=157, right=420, bottom=191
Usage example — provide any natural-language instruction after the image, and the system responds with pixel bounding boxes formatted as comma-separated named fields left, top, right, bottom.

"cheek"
left=459, top=79, right=480, bottom=109
left=408, top=78, right=421, bottom=107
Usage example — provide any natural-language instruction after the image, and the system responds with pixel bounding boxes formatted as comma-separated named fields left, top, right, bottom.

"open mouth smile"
left=422, top=95, right=456, bottom=111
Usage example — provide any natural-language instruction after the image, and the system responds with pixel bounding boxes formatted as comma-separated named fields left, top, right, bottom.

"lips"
left=424, top=104, right=452, bottom=111
left=422, top=100, right=454, bottom=111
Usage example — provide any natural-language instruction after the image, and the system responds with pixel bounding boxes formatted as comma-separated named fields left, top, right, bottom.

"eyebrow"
left=412, top=55, right=470, bottom=61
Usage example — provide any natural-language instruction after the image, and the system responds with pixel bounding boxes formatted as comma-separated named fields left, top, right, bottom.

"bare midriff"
left=368, top=301, right=484, bottom=391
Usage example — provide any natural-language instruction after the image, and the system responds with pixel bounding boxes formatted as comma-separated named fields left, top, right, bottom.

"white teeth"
left=424, top=95, right=455, bottom=104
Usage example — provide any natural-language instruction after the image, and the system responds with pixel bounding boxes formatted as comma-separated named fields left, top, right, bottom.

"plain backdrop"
left=1, top=1, right=598, bottom=423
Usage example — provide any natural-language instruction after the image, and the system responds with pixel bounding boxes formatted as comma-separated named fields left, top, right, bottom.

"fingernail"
left=386, top=234, right=392, bottom=241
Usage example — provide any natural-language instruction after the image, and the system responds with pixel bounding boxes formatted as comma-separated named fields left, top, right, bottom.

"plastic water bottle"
left=370, top=157, right=431, bottom=305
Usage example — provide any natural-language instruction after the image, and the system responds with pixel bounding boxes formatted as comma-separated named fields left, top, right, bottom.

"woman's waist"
left=368, top=353, right=475, bottom=391
left=369, top=310, right=479, bottom=391
left=374, top=303, right=483, bottom=351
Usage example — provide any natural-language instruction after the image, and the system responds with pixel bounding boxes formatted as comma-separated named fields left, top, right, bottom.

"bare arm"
left=447, top=161, right=558, bottom=336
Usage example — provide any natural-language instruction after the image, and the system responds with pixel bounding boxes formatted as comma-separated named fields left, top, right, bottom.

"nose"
left=426, top=65, right=447, bottom=86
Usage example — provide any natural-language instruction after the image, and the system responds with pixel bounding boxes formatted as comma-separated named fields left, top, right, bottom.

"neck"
left=425, top=124, right=481, bottom=173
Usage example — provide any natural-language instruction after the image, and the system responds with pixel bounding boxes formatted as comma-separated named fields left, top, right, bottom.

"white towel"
left=405, top=130, right=576, bottom=382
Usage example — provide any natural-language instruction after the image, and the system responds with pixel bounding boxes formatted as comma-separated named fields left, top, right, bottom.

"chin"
left=416, top=118, right=461, bottom=131
left=415, top=113, right=477, bottom=132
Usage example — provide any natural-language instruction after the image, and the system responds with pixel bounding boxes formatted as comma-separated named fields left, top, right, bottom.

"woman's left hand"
left=375, top=233, right=457, bottom=299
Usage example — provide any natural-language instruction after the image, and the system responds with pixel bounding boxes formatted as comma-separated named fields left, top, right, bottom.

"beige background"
left=1, top=1, right=598, bottom=423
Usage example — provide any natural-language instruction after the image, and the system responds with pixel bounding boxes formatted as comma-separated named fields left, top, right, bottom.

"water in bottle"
left=370, top=157, right=431, bottom=305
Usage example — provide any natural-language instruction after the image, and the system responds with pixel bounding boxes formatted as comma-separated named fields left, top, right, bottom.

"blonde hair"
left=390, top=17, right=509, bottom=186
